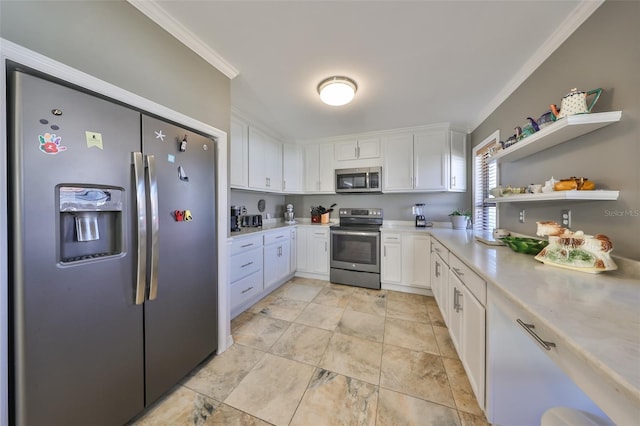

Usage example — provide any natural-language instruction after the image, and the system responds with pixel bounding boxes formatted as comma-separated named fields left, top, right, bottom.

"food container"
left=500, top=236, right=549, bottom=255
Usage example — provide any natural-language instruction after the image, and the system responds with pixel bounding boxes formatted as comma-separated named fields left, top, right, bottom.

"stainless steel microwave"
left=335, top=167, right=382, bottom=193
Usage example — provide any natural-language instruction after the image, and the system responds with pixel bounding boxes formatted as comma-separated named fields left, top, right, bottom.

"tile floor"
left=131, top=277, right=489, bottom=426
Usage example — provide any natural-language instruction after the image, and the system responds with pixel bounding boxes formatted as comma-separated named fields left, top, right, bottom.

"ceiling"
left=132, top=1, right=602, bottom=141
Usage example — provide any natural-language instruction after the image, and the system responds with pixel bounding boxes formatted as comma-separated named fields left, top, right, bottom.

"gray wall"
left=231, top=190, right=286, bottom=219
left=286, top=192, right=467, bottom=222
left=471, top=1, right=640, bottom=260
left=0, top=0, right=231, bottom=134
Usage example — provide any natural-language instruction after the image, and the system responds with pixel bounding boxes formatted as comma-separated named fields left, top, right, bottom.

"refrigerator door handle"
left=146, top=154, right=160, bottom=300
left=132, top=152, right=147, bottom=305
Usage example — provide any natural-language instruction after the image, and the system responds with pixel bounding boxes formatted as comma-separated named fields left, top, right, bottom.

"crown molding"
left=126, top=0, right=239, bottom=80
left=470, top=0, right=605, bottom=132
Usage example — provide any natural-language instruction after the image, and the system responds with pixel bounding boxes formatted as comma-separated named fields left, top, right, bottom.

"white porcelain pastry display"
left=534, top=221, right=617, bottom=273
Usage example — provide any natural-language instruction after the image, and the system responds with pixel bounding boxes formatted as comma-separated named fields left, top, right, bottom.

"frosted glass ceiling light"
left=317, top=76, right=357, bottom=106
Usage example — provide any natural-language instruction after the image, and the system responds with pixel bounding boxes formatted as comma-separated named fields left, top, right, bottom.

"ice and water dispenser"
left=58, top=186, right=123, bottom=263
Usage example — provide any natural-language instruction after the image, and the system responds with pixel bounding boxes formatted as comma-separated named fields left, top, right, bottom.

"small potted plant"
left=449, top=208, right=471, bottom=230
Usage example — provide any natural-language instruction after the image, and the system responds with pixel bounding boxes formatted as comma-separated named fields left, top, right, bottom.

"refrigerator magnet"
left=167, top=154, right=175, bottom=163
left=85, top=131, right=104, bottom=150
left=179, top=135, right=188, bottom=152
left=154, top=130, right=166, bottom=141
left=38, top=133, right=67, bottom=154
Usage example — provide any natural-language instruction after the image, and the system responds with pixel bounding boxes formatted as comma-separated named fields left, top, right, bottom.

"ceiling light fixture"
left=317, top=76, right=357, bottom=106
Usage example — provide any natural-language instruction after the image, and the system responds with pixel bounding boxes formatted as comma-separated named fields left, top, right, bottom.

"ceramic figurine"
left=534, top=221, right=617, bottom=273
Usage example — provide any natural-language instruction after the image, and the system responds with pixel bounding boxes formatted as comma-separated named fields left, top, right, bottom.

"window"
left=472, top=131, right=499, bottom=233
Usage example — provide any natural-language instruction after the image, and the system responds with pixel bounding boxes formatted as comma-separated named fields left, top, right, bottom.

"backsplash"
left=230, top=190, right=285, bottom=219
left=285, top=192, right=467, bottom=222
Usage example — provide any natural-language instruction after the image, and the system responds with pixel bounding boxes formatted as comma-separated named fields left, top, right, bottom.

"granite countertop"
left=428, top=228, right=640, bottom=421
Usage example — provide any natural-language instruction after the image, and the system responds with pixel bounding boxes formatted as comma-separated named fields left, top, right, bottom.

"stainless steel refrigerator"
left=7, top=69, right=218, bottom=425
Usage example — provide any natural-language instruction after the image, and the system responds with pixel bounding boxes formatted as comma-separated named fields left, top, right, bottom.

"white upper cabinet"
left=282, top=143, right=303, bottom=193
left=248, top=126, right=282, bottom=192
left=230, top=116, right=249, bottom=189
left=304, top=143, right=334, bottom=193
left=382, top=125, right=465, bottom=193
left=449, top=130, right=467, bottom=192
left=382, top=132, right=414, bottom=192
left=414, top=128, right=448, bottom=191
left=335, top=137, right=381, bottom=161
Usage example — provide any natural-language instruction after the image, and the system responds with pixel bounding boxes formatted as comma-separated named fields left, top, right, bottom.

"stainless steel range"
left=330, top=208, right=383, bottom=289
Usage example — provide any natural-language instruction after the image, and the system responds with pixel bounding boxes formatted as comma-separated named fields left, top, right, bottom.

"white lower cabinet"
left=447, top=255, right=486, bottom=410
left=295, top=226, right=329, bottom=279
left=230, top=229, right=295, bottom=318
left=263, top=230, right=291, bottom=292
left=229, top=235, right=264, bottom=318
left=487, top=288, right=612, bottom=425
left=402, top=234, right=430, bottom=288
left=381, top=231, right=431, bottom=294
left=289, top=228, right=297, bottom=273
left=381, top=232, right=402, bottom=284
left=430, top=237, right=486, bottom=412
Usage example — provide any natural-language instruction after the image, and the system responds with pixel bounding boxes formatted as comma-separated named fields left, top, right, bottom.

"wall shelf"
left=489, top=111, right=622, bottom=163
left=485, top=190, right=619, bottom=203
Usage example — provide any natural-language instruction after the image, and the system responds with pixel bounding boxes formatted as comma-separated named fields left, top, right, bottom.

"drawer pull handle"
left=276, top=235, right=284, bottom=239
left=241, top=286, right=254, bottom=294
left=241, top=243, right=254, bottom=248
left=434, top=247, right=441, bottom=253
left=452, top=267, right=464, bottom=276
left=241, top=261, right=254, bottom=268
left=516, top=319, right=556, bottom=351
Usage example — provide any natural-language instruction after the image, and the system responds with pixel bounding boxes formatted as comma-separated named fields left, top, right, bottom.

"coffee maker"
left=413, top=203, right=427, bottom=228
left=230, top=205, right=244, bottom=232
left=284, top=204, right=295, bottom=224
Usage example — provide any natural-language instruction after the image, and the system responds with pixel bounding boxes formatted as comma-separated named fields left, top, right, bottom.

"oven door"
left=330, top=229, right=380, bottom=273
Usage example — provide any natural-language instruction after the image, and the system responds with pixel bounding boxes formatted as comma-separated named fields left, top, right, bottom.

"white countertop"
left=428, top=228, right=640, bottom=419
left=227, top=220, right=335, bottom=239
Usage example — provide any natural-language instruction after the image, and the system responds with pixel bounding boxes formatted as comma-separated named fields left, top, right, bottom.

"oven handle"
left=331, top=230, right=380, bottom=237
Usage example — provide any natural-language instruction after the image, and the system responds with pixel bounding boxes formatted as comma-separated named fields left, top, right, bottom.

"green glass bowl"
left=499, top=236, right=549, bottom=255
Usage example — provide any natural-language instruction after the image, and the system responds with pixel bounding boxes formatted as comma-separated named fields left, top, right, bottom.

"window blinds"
left=473, top=140, right=498, bottom=232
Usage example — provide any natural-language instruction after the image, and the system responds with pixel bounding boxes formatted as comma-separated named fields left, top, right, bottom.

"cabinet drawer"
left=382, top=232, right=402, bottom=243
left=230, top=247, right=263, bottom=283
left=231, top=234, right=262, bottom=255
left=230, top=271, right=262, bottom=310
left=450, top=254, right=486, bottom=305
left=264, top=229, right=289, bottom=245
left=430, top=238, right=449, bottom=264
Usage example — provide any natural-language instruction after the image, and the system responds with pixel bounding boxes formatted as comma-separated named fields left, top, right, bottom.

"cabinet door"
left=382, top=242, right=402, bottom=283
left=296, top=227, right=308, bottom=272
left=431, top=253, right=441, bottom=305
left=304, top=144, right=320, bottom=192
left=403, top=234, right=430, bottom=288
left=449, top=130, right=467, bottom=192
left=230, top=117, right=248, bottom=188
left=266, top=138, right=283, bottom=192
left=448, top=271, right=464, bottom=354
left=263, top=243, right=281, bottom=290
left=248, top=127, right=268, bottom=190
left=461, top=284, right=485, bottom=409
left=335, top=139, right=358, bottom=161
left=279, top=240, right=291, bottom=280
left=310, top=229, right=329, bottom=274
left=290, top=228, right=297, bottom=273
left=357, top=137, right=381, bottom=159
left=414, top=129, right=447, bottom=191
left=283, top=144, right=303, bottom=193
left=382, top=133, right=414, bottom=191
left=318, top=143, right=335, bottom=192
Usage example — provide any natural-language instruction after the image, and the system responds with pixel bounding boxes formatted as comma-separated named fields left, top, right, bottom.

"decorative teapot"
left=550, top=88, right=603, bottom=119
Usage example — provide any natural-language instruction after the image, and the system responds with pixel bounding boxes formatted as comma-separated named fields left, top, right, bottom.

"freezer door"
left=141, top=115, right=218, bottom=405
left=8, top=71, right=144, bottom=425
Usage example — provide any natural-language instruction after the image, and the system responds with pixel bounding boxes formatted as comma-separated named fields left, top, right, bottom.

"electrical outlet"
left=519, top=209, right=525, bottom=223
left=561, top=209, right=572, bottom=228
